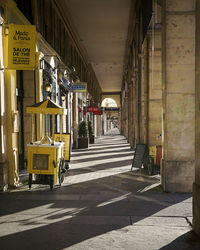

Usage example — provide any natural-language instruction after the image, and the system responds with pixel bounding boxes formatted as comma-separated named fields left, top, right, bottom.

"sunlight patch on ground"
left=96, top=193, right=132, bottom=208
left=72, top=145, right=131, bottom=154
left=137, top=183, right=161, bottom=193
left=71, top=150, right=133, bottom=160
left=70, top=156, right=133, bottom=170
left=63, top=166, right=131, bottom=186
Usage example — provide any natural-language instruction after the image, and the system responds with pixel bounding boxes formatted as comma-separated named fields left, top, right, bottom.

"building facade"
left=0, top=0, right=200, bottom=237
left=0, top=0, right=102, bottom=190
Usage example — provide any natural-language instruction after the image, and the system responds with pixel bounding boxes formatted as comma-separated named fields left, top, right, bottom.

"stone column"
left=121, top=83, right=129, bottom=139
left=141, top=37, right=149, bottom=145
left=128, top=82, right=134, bottom=147
left=96, top=114, right=102, bottom=136
left=147, top=26, right=162, bottom=147
left=72, top=93, right=78, bottom=148
left=121, top=88, right=127, bottom=138
left=193, top=0, right=200, bottom=237
left=0, top=24, right=8, bottom=191
left=4, top=70, right=19, bottom=187
left=23, top=71, right=35, bottom=159
left=162, top=0, right=195, bottom=192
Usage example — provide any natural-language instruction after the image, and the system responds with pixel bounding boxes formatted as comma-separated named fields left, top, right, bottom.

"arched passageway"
left=0, top=0, right=200, bottom=245
left=101, top=98, right=118, bottom=107
left=101, top=98, right=121, bottom=133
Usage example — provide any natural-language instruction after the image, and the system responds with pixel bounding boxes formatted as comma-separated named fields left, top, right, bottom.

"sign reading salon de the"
left=4, top=24, right=36, bottom=70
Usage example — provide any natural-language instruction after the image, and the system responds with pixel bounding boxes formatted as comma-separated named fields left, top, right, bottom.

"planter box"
left=89, top=135, right=95, bottom=144
left=78, top=137, right=89, bottom=149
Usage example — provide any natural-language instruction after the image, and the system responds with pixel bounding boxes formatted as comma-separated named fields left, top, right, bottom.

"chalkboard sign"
left=131, top=144, right=148, bottom=170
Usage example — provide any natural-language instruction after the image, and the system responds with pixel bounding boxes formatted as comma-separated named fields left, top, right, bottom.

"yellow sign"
left=4, top=24, right=36, bottom=70
left=54, top=133, right=71, bottom=161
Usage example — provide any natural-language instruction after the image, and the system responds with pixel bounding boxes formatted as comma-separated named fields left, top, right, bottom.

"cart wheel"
left=58, top=170, right=64, bottom=186
left=50, top=175, right=54, bottom=190
left=28, top=174, right=32, bottom=189
left=58, top=159, right=64, bottom=186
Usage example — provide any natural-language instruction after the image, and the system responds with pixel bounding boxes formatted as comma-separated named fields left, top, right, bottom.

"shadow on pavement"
left=0, top=131, right=197, bottom=249
left=0, top=171, right=193, bottom=249
left=159, top=231, right=200, bottom=250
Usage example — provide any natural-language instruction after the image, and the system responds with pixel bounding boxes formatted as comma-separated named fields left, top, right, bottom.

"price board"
left=131, top=144, right=148, bottom=170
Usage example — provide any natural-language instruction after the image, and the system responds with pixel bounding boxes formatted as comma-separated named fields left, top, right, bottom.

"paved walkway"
left=0, top=130, right=200, bottom=249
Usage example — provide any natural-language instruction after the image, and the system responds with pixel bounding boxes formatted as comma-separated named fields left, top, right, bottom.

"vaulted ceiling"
left=58, top=0, right=131, bottom=93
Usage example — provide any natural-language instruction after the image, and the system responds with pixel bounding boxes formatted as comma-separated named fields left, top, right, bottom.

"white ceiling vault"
left=58, top=0, right=131, bottom=93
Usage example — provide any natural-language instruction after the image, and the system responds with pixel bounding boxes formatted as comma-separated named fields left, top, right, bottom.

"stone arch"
left=101, top=98, right=117, bottom=107
left=101, top=94, right=121, bottom=107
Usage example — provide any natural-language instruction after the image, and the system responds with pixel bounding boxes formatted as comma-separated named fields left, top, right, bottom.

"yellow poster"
left=54, top=133, right=71, bottom=162
left=4, top=24, right=36, bottom=70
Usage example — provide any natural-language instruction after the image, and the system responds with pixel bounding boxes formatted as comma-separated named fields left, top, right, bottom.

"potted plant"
left=88, top=121, right=95, bottom=144
left=78, top=120, right=89, bottom=149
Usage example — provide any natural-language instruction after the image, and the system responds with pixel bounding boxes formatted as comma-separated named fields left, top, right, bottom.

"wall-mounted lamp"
left=60, top=87, right=66, bottom=102
left=71, top=66, right=76, bottom=72
left=58, top=72, right=62, bottom=85
left=58, top=79, right=62, bottom=85
left=64, top=70, right=68, bottom=77
left=45, top=83, right=51, bottom=92
left=61, top=95, right=65, bottom=102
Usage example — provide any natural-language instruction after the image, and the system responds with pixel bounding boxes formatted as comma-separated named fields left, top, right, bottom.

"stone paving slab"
left=131, top=216, right=189, bottom=227
left=70, top=215, right=131, bottom=226
left=0, top=131, right=200, bottom=250
left=65, top=225, right=195, bottom=250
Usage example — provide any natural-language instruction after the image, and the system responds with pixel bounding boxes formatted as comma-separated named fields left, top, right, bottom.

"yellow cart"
left=26, top=98, right=68, bottom=190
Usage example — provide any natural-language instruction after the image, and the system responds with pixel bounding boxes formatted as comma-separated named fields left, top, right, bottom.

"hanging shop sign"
left=4, top=24, right=36, bottom=70
left=104, top=107, right=120, bottom=111
left=93, top=110, right=103, bottom=115
left=62, top=76, right=71, bottom=91
left=84, top=107, right=103, bottom=113
left=71, top=82, right=87, bottom=92
left=86, top=107, right=99, bottom=112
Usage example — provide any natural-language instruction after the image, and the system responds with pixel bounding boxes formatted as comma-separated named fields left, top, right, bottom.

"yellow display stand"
left=149, top=146, right=157, bottom=164
left=54, top=133, right=71, bottom=162
left=26, top=98, right=67, bottom=190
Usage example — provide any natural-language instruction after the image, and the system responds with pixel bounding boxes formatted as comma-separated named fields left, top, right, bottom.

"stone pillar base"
left=0, top=161, right=8, bottom=192
left=193, top=182, right=200, bottom=236
left=162, top=160, right=194, bottom=192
